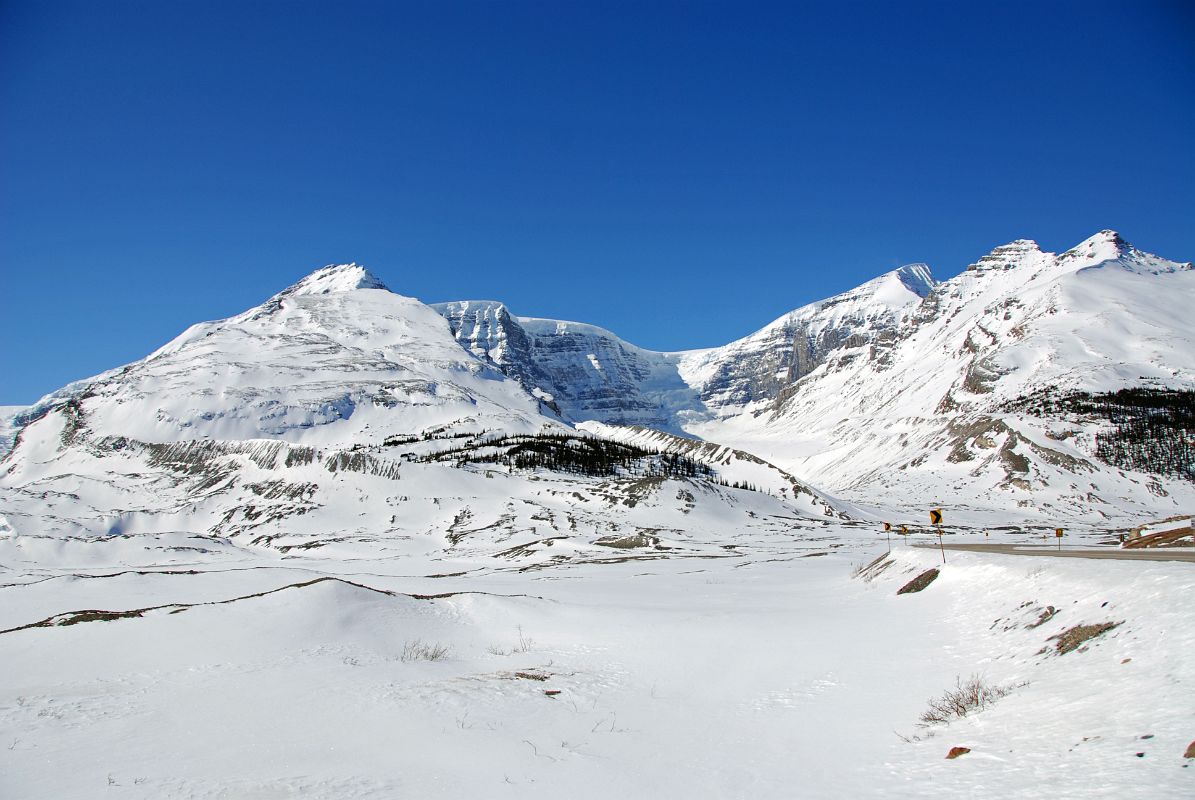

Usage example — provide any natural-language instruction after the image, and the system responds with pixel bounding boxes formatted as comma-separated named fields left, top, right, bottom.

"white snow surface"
left=2, top=236, right=1194, bottom=798
left=2, top=531, right=1192, bottom=798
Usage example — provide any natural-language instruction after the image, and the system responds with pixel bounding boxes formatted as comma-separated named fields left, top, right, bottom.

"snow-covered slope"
left=26, top=265, right=556, bottom=447
left=0, top=265, right=842, bottom=557
left=676, top=263, right=936, bottom=414
left=7, top=532, right=1192, bottom=799
left=577, top=420, right=856, bottom=518
left=690, top=231, right=1195, bottom=522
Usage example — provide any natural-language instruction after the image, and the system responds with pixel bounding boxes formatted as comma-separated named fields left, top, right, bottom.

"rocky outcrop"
left=679, top=264, right=936, bottom=414
left=897, top=568, right=940, bottom=595
left=434, top=301, right=702, bottom=430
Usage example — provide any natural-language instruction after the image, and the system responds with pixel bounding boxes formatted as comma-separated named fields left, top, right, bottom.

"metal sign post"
left=884, top=522, right=892, bottom=552
left=931, top=509, right=945, bottom=563
left=1055, top=528, right=1064, bottom=551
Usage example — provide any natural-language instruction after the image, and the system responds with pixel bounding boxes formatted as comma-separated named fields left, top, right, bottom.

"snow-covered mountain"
left=426, top=233, right=1193, bottom=522
left=2, top=230, right=1191, bottom=550
left=426, top=232, right=1193, bottom=522
left=23, top=264, right=556, bottom=447
left=0, top=265, right=838, bottom=562
left=687, top=231, right=1195, bottom=522
left=676, top=263, right=936, bottom=415
left=433, top=263, right=935, bottom=427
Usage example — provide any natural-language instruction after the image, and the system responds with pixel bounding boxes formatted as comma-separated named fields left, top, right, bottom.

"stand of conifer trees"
left=1010, top=387, right=1194, bottom=481
left=421, top=433, right=717, bottom=480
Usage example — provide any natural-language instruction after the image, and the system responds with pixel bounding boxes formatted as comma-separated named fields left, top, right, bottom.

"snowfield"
left=2, top=532, right=1192, bottom=798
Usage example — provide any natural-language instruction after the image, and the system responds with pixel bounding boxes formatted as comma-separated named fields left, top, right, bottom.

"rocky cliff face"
left=433, top=301, right=702, bottom=432
left=676, top=264, right=936, bottom=414
left=434, top=263, right=937, bottom=425
left=430, top=301, right=563, bottom=416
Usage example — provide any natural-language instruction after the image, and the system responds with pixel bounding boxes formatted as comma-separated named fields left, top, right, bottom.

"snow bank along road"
left=1, top=528, right=1192, bottom=799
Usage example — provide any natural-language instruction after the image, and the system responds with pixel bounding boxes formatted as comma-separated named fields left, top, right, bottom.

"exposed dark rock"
left=595, top=533, right=659, bottom=549
left=897, top=568, right=940, bottom=595
left=1049, top=621, right=1121, bottom=655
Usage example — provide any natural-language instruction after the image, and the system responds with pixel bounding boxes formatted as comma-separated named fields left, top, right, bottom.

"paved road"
left=914, top=542, right=1195, bottom=563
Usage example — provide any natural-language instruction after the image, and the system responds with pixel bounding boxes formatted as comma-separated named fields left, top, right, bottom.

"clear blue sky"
left=2, top=0, right=1192, bottom=404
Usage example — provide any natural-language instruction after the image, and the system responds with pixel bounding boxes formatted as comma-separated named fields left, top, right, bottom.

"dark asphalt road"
left=914, top=542, right=1195, bottom=563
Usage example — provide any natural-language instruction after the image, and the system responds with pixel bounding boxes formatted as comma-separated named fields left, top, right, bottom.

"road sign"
left=883, top=522, right=892, bottom=531
left=1055, top=528, right=1064, bottom=537
left=931, top=512, right=946, bottom=563
left=900, top=526, right=908, bottom=535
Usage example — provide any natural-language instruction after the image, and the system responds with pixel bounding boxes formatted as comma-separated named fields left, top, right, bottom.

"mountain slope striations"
left=433, top=300, right=703, bottom=432
left=691, top=232, right=1195, bottom=521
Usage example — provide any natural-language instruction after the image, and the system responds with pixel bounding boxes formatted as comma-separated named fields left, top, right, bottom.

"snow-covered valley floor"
left=2, top=529, right=1192, bottom=799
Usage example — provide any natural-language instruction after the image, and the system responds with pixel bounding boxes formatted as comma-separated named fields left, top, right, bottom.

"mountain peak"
left=966, top=239, right=1045, bottom=273
left=1062, top=229, right=1131, bottom=261
left=283, top=264, right=389, bottom=297
left=1062, top=230, right=1193, bottom=275
left=1091, top=228, right=1124, bottom=243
